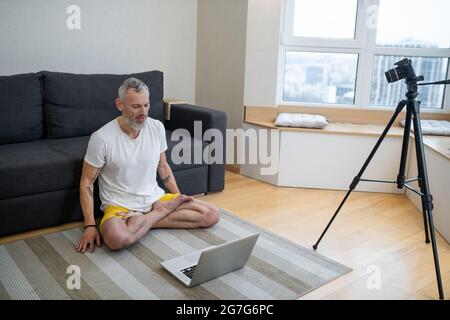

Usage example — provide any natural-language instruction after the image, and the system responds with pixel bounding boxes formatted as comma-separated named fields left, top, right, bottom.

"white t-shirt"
left=84, top=117, right=168, bottom=212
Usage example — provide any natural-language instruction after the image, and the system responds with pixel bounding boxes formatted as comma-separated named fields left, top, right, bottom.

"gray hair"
left=118, top=77, right=149, bottom=100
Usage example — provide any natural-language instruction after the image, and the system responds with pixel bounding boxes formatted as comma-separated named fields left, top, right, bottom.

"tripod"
left=313, top=77, right=449, bottom=300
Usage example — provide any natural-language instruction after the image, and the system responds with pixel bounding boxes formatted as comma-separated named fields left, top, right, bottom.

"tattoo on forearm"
left=90, top=168, right=101, bottom=185
left=162, top=175, right=171, bottom=184
left=84, top=168, right=100, bottom=200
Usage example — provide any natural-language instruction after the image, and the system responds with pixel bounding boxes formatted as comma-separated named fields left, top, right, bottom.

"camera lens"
left=385, top=67, right=401, bottom=83
left=385, top=58, right=417, bottom=83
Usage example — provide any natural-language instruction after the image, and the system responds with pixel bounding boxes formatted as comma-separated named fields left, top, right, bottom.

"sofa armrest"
left=166, top=103, right=227, bottom=135
left=166, top=103, right=227, bottom=193
left=163, top=99, right=187, bottom=121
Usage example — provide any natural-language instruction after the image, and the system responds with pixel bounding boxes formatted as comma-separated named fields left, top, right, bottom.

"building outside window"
left=279, top=0, right=450, bottom=110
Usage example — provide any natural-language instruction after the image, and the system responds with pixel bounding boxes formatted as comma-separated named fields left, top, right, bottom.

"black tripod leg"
left=397, top=108, right=412, bottom=189
left=399, top=108, right=430, bottom=243
left=422, top=209, right=431, bottom=243
left=411, top=103, right=444, bottom=300
left=313, top=190, right=352, bottom=250
left=418, top=180, right=431, bottom=244
left=313, top=100, right=407, bottom=250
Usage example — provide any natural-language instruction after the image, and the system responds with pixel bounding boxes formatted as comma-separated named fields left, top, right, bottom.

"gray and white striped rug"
left=0, top=209, right=351, bottom=300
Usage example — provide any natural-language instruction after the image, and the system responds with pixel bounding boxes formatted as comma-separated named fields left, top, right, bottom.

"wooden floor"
left=1, top=170, right=449, bottom=300
left=202, top=172, right=450, bottom=300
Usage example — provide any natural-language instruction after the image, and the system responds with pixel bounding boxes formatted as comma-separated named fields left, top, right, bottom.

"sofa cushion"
left=41, top=70, right=165, bottom=139
left=0, top=130, right=211, bottom=200
left=164, top=129, right=210, bottom=171
left=0, top=73, right=44, bottom=145
left=157, top=166, right=208, bottom=196
left=0, top=136, right=89, bottom=200
left=0, top=189, right=91, bottom=237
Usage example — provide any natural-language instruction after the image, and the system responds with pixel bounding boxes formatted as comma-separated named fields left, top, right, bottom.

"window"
left=292, top=0, right=358, bottom=39
left=376, top=0, right=450, bottom=49
left=279, top=0, right=450, bottom=110
left=370, top=56, right=448, bottom=108
left=283, top=51, right=358, bottom=104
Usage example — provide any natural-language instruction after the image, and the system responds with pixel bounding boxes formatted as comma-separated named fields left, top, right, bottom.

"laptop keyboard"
left=180, top=265, right=197, bottom=279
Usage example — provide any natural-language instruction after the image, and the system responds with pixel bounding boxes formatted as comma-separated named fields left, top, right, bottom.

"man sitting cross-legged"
left=76, top=77, right=220, bottom=253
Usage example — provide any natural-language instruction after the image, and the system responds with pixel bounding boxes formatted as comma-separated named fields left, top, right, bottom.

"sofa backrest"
left=41, top=70, right=165, bottom=139
left=0, top=73, right=44, bottom=145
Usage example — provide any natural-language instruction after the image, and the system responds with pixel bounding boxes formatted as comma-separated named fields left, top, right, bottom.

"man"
left=76, top=78, right=220, bottom=253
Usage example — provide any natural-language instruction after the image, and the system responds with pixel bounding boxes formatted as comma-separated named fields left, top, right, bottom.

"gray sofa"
left=0, top=71, right=226, bottom=237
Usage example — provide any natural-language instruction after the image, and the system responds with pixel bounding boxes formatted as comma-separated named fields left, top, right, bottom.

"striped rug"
left=0, top=209, right=351, bottom=300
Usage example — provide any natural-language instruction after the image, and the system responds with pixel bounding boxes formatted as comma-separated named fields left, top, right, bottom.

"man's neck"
left=117, top=116, right=140, bottom=139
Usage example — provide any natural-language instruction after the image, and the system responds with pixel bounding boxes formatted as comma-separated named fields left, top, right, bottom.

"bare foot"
left=113, top=211, right=146, bottom=230
left=152, top=194, right=194, bottom=216
left=126, top=214, right=147, bottom=228
left=115, top=211, right=144, bottom=220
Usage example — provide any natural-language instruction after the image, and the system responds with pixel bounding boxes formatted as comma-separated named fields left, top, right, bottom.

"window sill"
left=278, top=102, right=450, bottom=114
left=244, top=119, right=405, bottom=137
left=244, top=106, right=450, bottom=160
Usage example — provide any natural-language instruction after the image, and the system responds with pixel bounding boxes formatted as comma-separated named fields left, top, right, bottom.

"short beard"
left=124, top=114, right=145, bottom=131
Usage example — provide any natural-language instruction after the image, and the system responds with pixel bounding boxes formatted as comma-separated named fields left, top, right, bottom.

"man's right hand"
left=76, top=227, right=102, bottom=253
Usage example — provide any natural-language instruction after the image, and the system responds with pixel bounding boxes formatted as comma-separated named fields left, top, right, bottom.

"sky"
left=293, top=0, right=450, bottom=48
left=376, top=0, right=450, bottom=47
left=293, top=0, right=358, bottom=38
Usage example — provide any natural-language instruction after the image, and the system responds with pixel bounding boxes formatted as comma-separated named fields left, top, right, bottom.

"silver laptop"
left=160, top=233, right=259, bottom=287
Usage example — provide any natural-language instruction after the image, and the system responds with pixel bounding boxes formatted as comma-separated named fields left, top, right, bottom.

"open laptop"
left=160, top=233, right=259, bottom=287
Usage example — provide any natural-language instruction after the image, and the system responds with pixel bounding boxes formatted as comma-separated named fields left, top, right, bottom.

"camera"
left=385, top=58, right=418, bottom=83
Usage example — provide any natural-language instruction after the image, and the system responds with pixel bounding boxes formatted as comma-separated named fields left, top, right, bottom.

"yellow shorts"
left=100, top=193, right=180, bottom=229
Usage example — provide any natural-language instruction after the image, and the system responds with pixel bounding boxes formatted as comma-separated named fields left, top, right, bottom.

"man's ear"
left=115, top=98, right=123, bottom=112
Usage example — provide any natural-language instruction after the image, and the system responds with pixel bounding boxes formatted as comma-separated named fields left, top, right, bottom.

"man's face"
left=117, top=89, right=150, bottom=130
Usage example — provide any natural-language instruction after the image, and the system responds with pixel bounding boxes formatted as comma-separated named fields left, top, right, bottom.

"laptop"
left=160, top=233, right=259, bottom=287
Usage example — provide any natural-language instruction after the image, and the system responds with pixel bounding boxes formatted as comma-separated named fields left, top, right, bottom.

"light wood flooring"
left=1, top=170, right=449, bottom=300
left=203, top=172, right=450, bottom=300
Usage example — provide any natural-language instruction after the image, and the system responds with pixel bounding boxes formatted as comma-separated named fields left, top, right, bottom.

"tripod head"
left=418, top=79, right=450, bottom=86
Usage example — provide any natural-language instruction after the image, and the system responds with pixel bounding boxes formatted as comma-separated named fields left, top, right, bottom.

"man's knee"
left=200, top=206, right=220, bottom=228
left=103, top=231, right=133, bottom=251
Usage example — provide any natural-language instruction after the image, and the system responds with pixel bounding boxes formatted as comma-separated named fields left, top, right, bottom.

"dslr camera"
left=385, top=58, right=418, bottom=83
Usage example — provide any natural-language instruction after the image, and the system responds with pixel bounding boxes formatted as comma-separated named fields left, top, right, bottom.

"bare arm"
left=157, top=152, right=180, bottom=194
left=76, top=161, right=102, bottom=253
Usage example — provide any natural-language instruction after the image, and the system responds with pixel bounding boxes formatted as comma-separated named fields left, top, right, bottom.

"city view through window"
left=283, top=43, right=448, bottom=108
left=282, top=0, right=450, bottom=109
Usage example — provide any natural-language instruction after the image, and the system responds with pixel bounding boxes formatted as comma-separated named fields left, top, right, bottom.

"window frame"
left=278, top=0, right=450, bottom=112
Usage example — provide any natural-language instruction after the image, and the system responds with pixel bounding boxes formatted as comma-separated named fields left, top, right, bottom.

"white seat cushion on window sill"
left=275, top=113, right=329, bottom=129
left=400, top=119, right=450, bottom=136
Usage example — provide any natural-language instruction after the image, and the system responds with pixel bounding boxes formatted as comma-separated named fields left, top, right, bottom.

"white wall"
left=277, top=131, right=405, bottom=193
left=243, top=0, right=283, bottom=107
left=406, top=143, right=450, bottom=243
left=240, top=123, right=407, bottom=194
left=0, top=0, right=284, bottom=110
left=195, top=0, right=248, bottom=129
left=0, top=0, right=198, bottom=102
